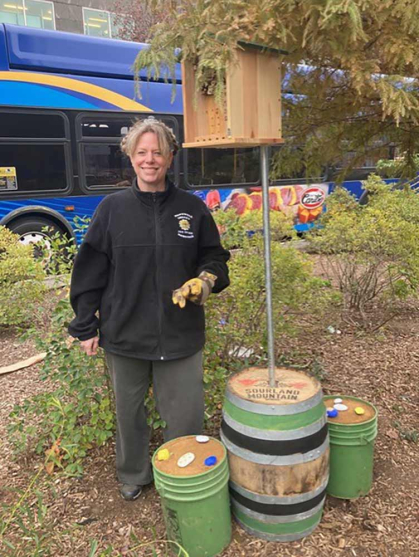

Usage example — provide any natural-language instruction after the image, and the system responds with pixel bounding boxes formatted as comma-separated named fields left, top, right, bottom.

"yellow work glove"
left=172, top=271, right=217, bottom=308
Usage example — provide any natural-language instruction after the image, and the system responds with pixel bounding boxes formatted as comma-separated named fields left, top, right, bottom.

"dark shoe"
left=120, top=484, right=142, bottom=501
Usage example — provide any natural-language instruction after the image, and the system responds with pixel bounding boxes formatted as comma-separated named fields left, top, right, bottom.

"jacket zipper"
left=153, top=194, right=164, bottom=360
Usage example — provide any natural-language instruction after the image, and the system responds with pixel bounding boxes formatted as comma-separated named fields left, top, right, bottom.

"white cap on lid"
left=196, top=435, right=210, bottom=443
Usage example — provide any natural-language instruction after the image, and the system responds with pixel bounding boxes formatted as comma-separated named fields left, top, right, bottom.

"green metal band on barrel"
left=223, top=398, right=326, bottom=431
left=233, top=506, right=323, bottom=539
left=222, top=411, right=327, bottom=440
left=226, top=389, right=323, bottom=415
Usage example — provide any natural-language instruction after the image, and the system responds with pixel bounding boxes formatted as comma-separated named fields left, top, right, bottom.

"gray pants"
left=105, top=350, right=204, bottom=485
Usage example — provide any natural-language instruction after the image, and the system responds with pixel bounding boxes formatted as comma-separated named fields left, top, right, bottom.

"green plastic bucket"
left=152, top=436, right=231, bottom=557
left=324, top=395, right=378, bottom=499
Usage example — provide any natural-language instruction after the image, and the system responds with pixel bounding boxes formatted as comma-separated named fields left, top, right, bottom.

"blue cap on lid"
left=204, top=456, right=217, bottom=466
left=327, top=408, right=338, bottom=418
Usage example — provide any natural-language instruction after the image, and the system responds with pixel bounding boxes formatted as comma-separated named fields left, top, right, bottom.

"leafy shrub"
left=8, top=296, right=115, bottom=476
left=4, top=217, right=115, bottom=475
left=203, top=209, right=336, bottom=418
left=308, top=175, right=419, bottom=320
left=37, top=216, right=89, bottom=277
left=7, top=291, right=164, bottom=475
left=0, top=226, right=45, bottom=326
left=213, top=205, right=296, bottom=247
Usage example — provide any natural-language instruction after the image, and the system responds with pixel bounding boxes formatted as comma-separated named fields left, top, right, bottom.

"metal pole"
left=260, top=145, right=276, bottom=387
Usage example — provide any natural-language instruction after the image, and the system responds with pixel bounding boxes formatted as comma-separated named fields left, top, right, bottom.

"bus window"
left=186, top=148, right=260, bottom=187
left=333, top=145, right=394, bottom=181
left=80, top=117, right=136, bottom=138
left=77, top=113, right=179, bottom=190
left=0, top=144, right=67, bottom=192
left=0, top=109, right=71, bottom=194
left=270, top=145, right=328, bottom=185
left=1, top=112, right=67, bottom=139
left=83, top=144, right=134, bottom=189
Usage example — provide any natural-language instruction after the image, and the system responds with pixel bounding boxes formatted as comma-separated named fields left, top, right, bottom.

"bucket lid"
left=228, top=367, right=321, bottom=406
left=324, top=395, right=377, bottom=425
left=152, top=435, right=226, bottom=478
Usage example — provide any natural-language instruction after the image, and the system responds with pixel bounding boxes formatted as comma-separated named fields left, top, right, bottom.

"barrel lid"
left=228, top=367, right=321, bottom=406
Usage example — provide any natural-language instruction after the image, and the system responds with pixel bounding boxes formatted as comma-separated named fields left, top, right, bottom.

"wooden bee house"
left=182, top=42, right=284, bottom=148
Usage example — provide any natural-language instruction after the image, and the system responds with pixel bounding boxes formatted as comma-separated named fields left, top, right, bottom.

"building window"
left=83, top=8, right=120, bottom=39
left=0, top=0, right=55, bottom=29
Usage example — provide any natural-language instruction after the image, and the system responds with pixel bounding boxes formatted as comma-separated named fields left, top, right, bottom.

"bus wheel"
left=8, top=217, right=66, bottom=259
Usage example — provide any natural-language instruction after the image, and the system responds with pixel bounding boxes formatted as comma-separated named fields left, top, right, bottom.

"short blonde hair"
left=121, top=117, right=179, bottom=160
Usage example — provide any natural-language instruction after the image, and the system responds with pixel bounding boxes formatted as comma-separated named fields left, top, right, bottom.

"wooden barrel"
left=220, top=367, right=329, bottom=542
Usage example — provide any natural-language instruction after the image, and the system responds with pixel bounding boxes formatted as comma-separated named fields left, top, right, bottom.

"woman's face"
left=130, top=132, right=173, bottom=192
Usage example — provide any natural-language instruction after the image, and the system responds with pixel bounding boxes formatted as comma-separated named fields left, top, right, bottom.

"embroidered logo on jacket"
left=175, top=213, right=194, bottom=239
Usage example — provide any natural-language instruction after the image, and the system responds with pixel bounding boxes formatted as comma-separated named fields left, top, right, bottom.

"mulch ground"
left=1, top=299, right=418, bottom=556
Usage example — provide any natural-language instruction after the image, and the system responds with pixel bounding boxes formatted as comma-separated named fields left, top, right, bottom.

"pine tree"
left=133, top=0, right=419, bottom=179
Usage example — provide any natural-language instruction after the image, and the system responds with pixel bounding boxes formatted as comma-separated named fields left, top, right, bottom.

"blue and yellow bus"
left=0, top=24, right=387, bottom=247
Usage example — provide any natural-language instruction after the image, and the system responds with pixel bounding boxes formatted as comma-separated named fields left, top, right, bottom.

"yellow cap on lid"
left=157, top=448, right=170, bottom=461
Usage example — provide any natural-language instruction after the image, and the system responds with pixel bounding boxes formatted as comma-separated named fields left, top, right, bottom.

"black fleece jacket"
left=68, top=180, right=230, bottom=360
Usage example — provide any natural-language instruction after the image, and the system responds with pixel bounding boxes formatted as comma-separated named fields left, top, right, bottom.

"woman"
left=68, top=118, right=230, bottom=500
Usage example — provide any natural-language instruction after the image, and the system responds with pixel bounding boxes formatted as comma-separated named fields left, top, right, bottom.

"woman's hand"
left=80, top=336, right=99, bottom=356
left=172, top=271, right=217, bottom=307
